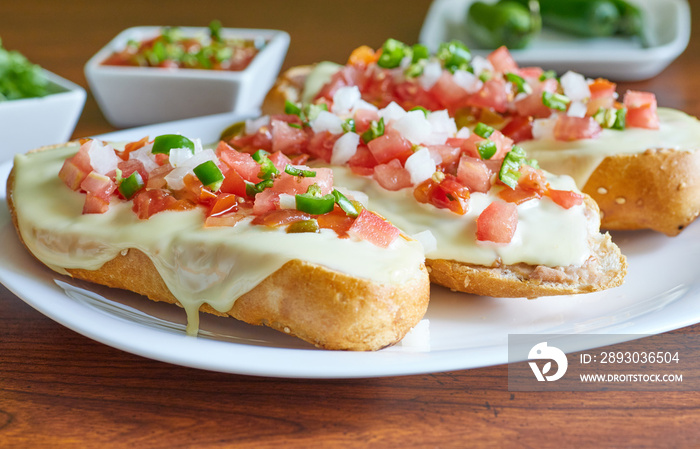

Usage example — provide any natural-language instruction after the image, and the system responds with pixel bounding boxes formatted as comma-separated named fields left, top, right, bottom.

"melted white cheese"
left=12, top=145, right=426, bottom=334
left=520, top=108, right=700, bottom=188
left=330, top=166, right=593, bottom=268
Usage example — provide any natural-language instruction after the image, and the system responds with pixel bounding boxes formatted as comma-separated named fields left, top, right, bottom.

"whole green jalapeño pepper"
left=466, top=0, right=542, bottom=49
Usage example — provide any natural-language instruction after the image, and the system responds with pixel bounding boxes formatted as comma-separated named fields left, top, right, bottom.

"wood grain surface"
left=1, top=0, right=700, bottom=447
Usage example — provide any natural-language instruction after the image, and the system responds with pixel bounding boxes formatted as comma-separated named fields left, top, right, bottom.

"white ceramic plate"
left=419, top=0, right=690, bottom=81
left=2, top=112, right=700, bottom=378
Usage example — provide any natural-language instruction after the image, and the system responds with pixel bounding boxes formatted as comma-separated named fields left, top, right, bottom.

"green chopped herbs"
left=361, top=117, right=385, bottom=144
left=193, top=160, right=224, bottom=191
left=477, top=140, right=498, bottom=160
left=542, top=91, right=571, bottom=112
left=593, top=107, right=626, bottom=130
left=284, top=165, right=316, bottom=177
left=151, top=134, right=195, bottom=155
left=0, top=38, right=50, bottom=101
left=295, top=184, right=336, bottom=215
left=118, top=171, right=145, bottom=199
left=474, top=122, right=495, bottom=139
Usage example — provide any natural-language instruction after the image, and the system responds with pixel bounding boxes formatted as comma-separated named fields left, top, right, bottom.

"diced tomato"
left=553, top=116, right=602, bottom=141
left=270, top=167, right=334, bottom=196
left=457, top=156, right=492, bottom=193
left=514, top=78, right=558, bottom=118
left=354, top=108, right=380, bottom=134
left=227, top=126, right=273, bottom=153
left=307, top=131, right=340, bottom=163
left=209, top=193, right=240, bottom=217
left=181, top=174, right=217, bottom=206
left=451, top=134, right=483, bottom=159
left=80, top=171, right=116, bottom=201
left=394, top=81, right=442, bottom=111
left=58, top=143, right=92, bottom=190
left=268, top=151, right=293, bottom=172
left=624, top=90, right=659, bottom=129
left=548, top=189, right=584, bottom=209
left=500, top=115, right=534, bottom=143
left=498, top=186, right=541, bottom=204
left=115, top=159, right=149, bottom=185
left=204, top=213, right=247, bottom=228
left=467, top=78, right=509, bottom=113
left=429, top=72, right=469, bottom=110
left=414, top=174, right=470, bottom=215
left=488, top=46, right=519, bottom=74
left=315, top=65, right=368, bottom=102
left=317, top=208, right=355, bottom=236
left=251, top=209, right=312, bottom=227
left=589, top=78, right=617, bottom=99
left=367, top=128, right=413, bottom=165
left=488, top=130, right=514, bottom=159
left=252, top=189, right=280, bottom=215
left=116, top=136, right=149, bottom=161
left=518, top=67, right=544, bottom=80
left=373, top=158, right=413, bottom=191
left=425, top=144, right=459, bottom=167
left=132, top=190, right=193, bottom=219
left=271, top=119, right=309, bottom=154
left=348, top=209, right=400, bottom=248
left=347, top=145, right=379, bottom=176
left=517, top=165, right=548, bottom=194
left=219, top=166, right=249, bottom=197
left=83, top=194, right=110, bottom=214
left=218, top=143, right=261, bottom=183
left=476, top=200, right=518, bottom=244
left=146, top=164, right=173, bottom=190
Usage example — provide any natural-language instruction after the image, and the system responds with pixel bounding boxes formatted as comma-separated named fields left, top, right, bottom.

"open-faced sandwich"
left=222, top=93, right=626, bottom=297
left=6, top=136, right=430, bottom=350
left=263, top=39, right=700, bottom=236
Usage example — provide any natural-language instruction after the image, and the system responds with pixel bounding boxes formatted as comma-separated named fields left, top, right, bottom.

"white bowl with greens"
left=0, top=42, right=86, bottom=162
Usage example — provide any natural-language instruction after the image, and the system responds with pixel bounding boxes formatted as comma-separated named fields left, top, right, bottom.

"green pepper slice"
left=296, top=184, right=335, bottom=215
left=332, top=189, right=359, bottom=218
left=151, top=134, right=195, bottom=155
left=193, top=160, right=224, bottom=191
left=286, top=219, right=320, bottom=234
left=118, top=171, right=145, bottom=200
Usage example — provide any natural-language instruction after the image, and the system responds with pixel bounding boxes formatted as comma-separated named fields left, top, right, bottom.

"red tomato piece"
left=218, top=144, right=261, bottom=183
left=487, top=46, right=519, bottom=74
left=553, top=116, right=602, bottom=141
left=498, top=186, right=541, bottom=205
left=477, top=200, right=518, bottom=243
left=83, top=193, right=110, bottom=215
left=367, top=128, right=413, bottom=165
left=271, top=119, right=310, bottom=154
left=58, top=143, right=92, bottom=190
left=457, top=156, right=492, bottom=193
left=348, top=145, right=379, bottom=176
left=429, top=72, right=469, bottom=110
left=251, top=209, right=312, bottom=227
left=209, top=194, right=240, bottom=217
left=270, top=167, right=334, bottom=196
left=116, top=136, right=149, bottom=161
left=373, top=158, right=413, bottom=191
left=354, top=108, right=380, bottom=134
left=348, top=209, right=400, bottom=248
left=252, top=189, right=280, bottom=215
left=468, top=78, right=509, bottom=113
left=80, top=171, right=116, bottom=201
left=219, top=166, right=248, bottom=198
left=268, top=151, right=293, bottom=172
left=317, top=208, right=355, bottom=236
left=514, top=78, right=558, bottom=119
left=414, top=174, right=470, bottom=215
left=548, top=189, right=584, bottom=209
left=132, top=190, right=192, bottom=219
left=307, top=131, right=340, bottom=163
left=427, top=144, right=462, bottom=168
left=623, top=90, right=660, bottom=129
left=500, top=116, right=534, bottom=143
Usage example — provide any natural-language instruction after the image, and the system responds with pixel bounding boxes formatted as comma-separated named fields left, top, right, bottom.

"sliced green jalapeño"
left=151, top=134, right=195, bottom=155
left=193, top=160, right=224, bottom=191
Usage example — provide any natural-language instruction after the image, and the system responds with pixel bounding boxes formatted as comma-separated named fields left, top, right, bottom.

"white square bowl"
left=0, top=70, right=86, bottom=163
left=84, top=26, right=290, bottom=128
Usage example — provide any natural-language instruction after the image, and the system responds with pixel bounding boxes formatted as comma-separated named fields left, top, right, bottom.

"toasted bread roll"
left=7, top=145, right=430, bottom=351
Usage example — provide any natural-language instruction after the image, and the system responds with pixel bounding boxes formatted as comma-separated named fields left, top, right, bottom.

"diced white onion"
left=567, top=101, right=588, bottom=118
left=532, top=118, right=557, bottom=140
left=165, top=148, right=218, bottom=190
left=331, top=86, right=361, bottom=115
left=169, top=147, right=194, bottom=167
left=411, top=230, right=437, bottom=254
left=351, top=99, right=378, bottom=113
left=393, top=110, right=432, bottom=144
left=456, top=126, right=471, bottom=138
left=245, top=116, right=270, bottom=135
left=128, top=144, right=158, bottom=172
left=452, top=69, right=480, bottom=93
left=331, top=132, right=360, bottom=165
left=418, top=60, right=442, bottom=90
left=378, top=101, right=407, bottom=124
left=560, top=71, right=590, bottom=102
left=278, top=193, right=297, bottom=209
left=404, top=147, right=437, bottom=185
left=88, top=140, right=122, bottom=175
left=471, top=55, right=494, bottom=77
left=425, top=110, right=457, bottom=144
left=310, top=110, right=344, bottom=134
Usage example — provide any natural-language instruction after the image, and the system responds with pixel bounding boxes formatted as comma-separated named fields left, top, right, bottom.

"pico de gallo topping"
left=223, top=92, right=585, bottom=244
left=57, top=135, right=402, bottom=249
left=308, top=38, right=660, bottom=143
left=101, top=21, right=263, bottom=71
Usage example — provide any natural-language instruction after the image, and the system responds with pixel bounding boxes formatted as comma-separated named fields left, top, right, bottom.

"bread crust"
left=265, top=65, right=700, bottom=237
left=582, top=148, right=700, bottom=236
left=6, top=152, right=430, bottom=351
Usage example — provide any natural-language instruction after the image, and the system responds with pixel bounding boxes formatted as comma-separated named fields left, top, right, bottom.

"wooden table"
left=1, top=1, right=699, bottom=447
